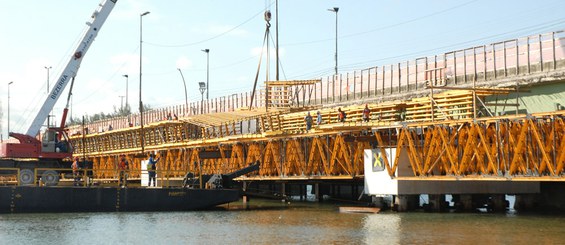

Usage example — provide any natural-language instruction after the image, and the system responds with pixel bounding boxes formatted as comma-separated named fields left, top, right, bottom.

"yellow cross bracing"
left=374, top=113, right=565, bottom=180
left=68, top=89, right=565, bottom=181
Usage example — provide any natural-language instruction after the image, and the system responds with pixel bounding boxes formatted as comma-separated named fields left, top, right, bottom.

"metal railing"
left=0, top=168, right=189, bottom=188
left=69, top=30, right=565, bottom=133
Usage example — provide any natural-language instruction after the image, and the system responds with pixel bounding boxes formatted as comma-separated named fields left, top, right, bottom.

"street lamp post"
left=122, top=74, right=128, bottom=112
left=201, top=49, right=210, bottom=100
left=198, top=82, right=206, bottom=114
left=177, top=68, right=189, bottom=115
left=7, top=81, right=13, bottom=135
left=328, top=7, right=339, bottom=76
left=140, top=11, right=150, bottom=152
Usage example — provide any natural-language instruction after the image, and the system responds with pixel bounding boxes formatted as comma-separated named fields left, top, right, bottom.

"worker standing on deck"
left=72, top=157, right=80, bottom=186
left=118, top=155, right=129, bottom=188
left=338, top=108, right=346, bottom=122
left=147, top=153, right=160, bottom=187
left=316, top=111, right=322, bottom=126
left=304, top=112, right=313, bottom=132
left=363, top=104, right=371, bottom=122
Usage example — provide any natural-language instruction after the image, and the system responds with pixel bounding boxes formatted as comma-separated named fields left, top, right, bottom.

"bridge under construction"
left=61, top=29, right=565, bottom=211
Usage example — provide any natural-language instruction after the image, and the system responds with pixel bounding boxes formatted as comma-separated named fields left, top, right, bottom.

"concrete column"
left=454, top=194, right=474, bottom=211
left=394, top=195, right=419, bottom=212
left=372, top=196, right=385, bottom=208
left=314, top=183, right=320, bottom=202
left=428, top=194, right=446, bottom=212
left=242, top=195, right=250, bottom=209
left=514, top=194, right=539, bottom=211
left=489, top=194, right=507, bottom=212
left=281, top=182, right=286, bottom=199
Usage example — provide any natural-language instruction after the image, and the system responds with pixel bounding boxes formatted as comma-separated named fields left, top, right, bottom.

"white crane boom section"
left=25, top=0, right=117, bottom=136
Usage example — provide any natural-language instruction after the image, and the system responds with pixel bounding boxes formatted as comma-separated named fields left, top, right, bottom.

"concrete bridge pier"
left=427, top=194, right=447, bottom=212
left=488, top=194, right=507, bottom=212
left=452, top=194, right=474, bottom=211
left=393, top=195, right=419, bottom=212
left=371, top=196, right=386, bottom=208
left=524, top=182, right=565, bottom=212
left=314, top=183, right=320, bottom=202
left=514, top=194, right=540, bottom=211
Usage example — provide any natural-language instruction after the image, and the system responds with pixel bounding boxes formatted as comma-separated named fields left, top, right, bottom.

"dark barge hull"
left=0, top=186, right=240, bottom=213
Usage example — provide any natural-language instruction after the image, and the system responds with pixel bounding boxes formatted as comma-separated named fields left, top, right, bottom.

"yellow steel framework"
left=68, top=89, right=565, bottom=181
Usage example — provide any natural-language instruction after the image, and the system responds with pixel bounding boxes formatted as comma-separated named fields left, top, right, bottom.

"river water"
left=1, top=199, right=565, bottom=244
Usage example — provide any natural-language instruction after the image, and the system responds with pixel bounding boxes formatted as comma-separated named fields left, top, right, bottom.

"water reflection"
left=2, top=200, right=565, bottom=244
left=362, top=213, right=400, bottom=245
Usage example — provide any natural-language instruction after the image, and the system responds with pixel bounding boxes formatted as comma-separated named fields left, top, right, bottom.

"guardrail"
left=0, top=168, right=188, bottom=188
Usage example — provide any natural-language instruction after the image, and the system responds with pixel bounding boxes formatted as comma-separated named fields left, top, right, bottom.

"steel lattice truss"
left=68, top=90, right=565, bottom=181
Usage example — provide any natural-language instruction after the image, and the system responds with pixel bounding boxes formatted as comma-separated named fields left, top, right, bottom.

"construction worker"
left=147, top=153, right=160, bottom=187
left=338, top=108, right=346, bottom=122
left=118, top=155, right=129, bottom=187
left=363, top=104, right=371, bottom=122
left=72, top=157, right=80, bottom=186
left=304, top=112, right=313, bottom=132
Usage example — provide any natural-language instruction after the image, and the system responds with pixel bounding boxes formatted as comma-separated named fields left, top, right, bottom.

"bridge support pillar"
left=514, top=194, right=539, bottom=211
left=427, top=194, right=446, bottom=212
left=489, top=194, right=507, bottom=212
left=314, top=183, right=320, bottom=202
left=242, top=181, right=249, bottom=210
left=393, top=195, right=419, bottom=212
left=371, top=196, right=385, bottom=208
left=453, top=194, right=474, bottom=211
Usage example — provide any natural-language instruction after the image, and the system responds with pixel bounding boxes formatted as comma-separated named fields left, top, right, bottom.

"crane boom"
left=25, top=0, right=117, bottom=136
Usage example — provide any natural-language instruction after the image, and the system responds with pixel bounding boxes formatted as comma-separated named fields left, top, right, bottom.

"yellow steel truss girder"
left=528, top=119, right=555, bottom=174
left=72, top=110, right=565, bottom=180
left=329, top=135, right=352, bottom=176
left=285, top=139, right=306, bottom=176
left=353, top=141, right=370, bottom=176
left=261, top=141, right=281, bottom=176
left=307, top=137, right=329, bottom=175
left=400, top=129, right=423, bottom=176
left=375, top=115, right=565, bottom=179
left=246, top=143, right=263, bottom=167
left=555, top=118, right=565, bottom=173
left=475, top=123, right=498, bottom=174
left=228, top=144, right=246, bottom=173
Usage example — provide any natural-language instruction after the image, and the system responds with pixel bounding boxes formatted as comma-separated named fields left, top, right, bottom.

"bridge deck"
left=67, top=88, right=565, bottom=182
left=65, top=29, right=565, bottom=182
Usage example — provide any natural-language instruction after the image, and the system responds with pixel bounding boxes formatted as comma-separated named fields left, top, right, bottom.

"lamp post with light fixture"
left=201, top=49, right=210, bottom=100
left=139, top=11, right=150, bottom=152
left=198, top=82, right=206, bottom=114
left=327, top=7, right=339, bottom=76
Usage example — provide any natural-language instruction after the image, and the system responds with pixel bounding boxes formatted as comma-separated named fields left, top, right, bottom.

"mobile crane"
left=0, top=0, right=117, bottom=185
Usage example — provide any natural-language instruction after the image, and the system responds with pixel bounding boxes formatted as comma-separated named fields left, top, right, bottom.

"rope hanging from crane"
left=248, top=10, right=272, bottom=111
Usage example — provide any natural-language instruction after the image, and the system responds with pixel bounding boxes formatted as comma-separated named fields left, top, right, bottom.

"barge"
left=0, top=186, right=239, bottom=213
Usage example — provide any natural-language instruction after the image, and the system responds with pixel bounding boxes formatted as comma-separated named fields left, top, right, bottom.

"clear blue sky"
left=1, top=0, right=564, bottom=136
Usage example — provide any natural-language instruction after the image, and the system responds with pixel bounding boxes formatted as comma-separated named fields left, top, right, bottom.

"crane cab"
left=41, top=128, right=71, bottom=154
